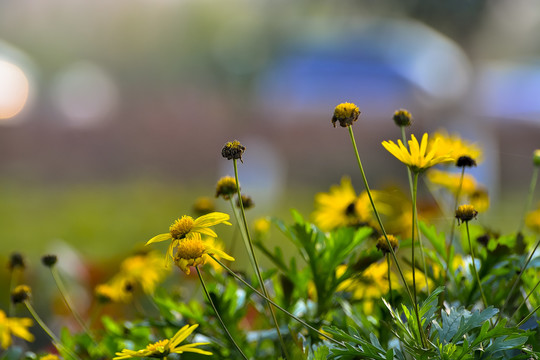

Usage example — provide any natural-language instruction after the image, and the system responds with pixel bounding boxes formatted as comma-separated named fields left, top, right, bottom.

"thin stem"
left=196, top=267, right=249, bottom=360
left=466, top=222, right=488, bottom=308
left=447, top=167, right=466, bottom=269
left=233, top=159, right=290, bottom=360
left=516, top=303, right=540, bottom=328
left=348, top=126, right=426, bottom=348
left=498, top=236, right=540, bottom=322
left=50, top=266, right=95, bottom=342
left=347, top=126, right=413, bottom=303
left=402, top=127, right=429, bottom=295
left=209, top=255, right=343, bottom=346
left=24, top=301, right=81, bottom=360
left=387, top=254, right=393, bottom=309
left=512, top=278, right=540, bottom=320
left=518, top=166, right=539, bottom=235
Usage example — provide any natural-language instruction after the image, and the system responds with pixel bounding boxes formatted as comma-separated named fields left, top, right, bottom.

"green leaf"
left=419, top=221, right=447, bottom=258
left=312, top=345, right=330, bottom=360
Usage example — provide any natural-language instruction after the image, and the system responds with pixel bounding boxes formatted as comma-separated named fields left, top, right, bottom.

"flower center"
left=344, top=201, right=357, bottom=217
left=176, top=238, right=206, bottom=260
left=146, top=339, right=170, bottom=355
left=169, top=216, right=194, bottom=239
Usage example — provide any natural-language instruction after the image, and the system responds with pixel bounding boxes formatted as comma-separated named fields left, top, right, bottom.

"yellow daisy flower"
left=117, top=251, right=170, bottom=294
left=114, top=324, right=212, bottom=359
left=429, top=130, right=482, bottom=163
left=382, top=133, right=454, bottom=173
left=146, top=212, right=231, bottom=262
left=94, top=278, right=134, bottom=304
left=40, top=355, right=60, bottom=360
left=426, top=169, right=477, bottom=195
left=0, top=309, right=34, bottom=349
left=312, top=177, right=375, bottom=231
left=525, top=207, right=540, bottom=233
left=173, top=234, right=235, bottom=275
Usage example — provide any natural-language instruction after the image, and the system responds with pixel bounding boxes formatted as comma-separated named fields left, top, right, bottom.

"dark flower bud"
left=11, top=285, right=31, bottom=304
left=392, top=109, right=413, bottom=127
left=41, top=254, right=58, bottom=267
left=8, top=252, right=25, bottom=271
left=456, top=156, right=477, bottom=168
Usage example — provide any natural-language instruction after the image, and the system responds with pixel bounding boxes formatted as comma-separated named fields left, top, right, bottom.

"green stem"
left=232, top=159, right=290, bottom=360
left=498, top=236, right=540, bottom=322
left=447, top=167, right=465, bottom=269
left=512, top=278, right=540, bottom=320
left=210, top=255, right=343, bottom=346
left=516, top=303, right=540, bottom=328
left=466, top=222, right=488, bottom=308
left=518, top=166, right=539, bottom=235
left=387, top=254, right=393, bottom=309
left=24, top=301, right=81, bottom=360
left=402, top=127, right=429, bottom=295
left=50, top=266, right=96, bottom=343
left=196, top=267, right=249, bottom=360
left=348, top=126, right=426, bottom=348
left=347, top=126, right=412, bottom=302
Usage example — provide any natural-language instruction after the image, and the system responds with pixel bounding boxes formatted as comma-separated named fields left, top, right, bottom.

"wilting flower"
left=11, top=285, right=31, bottom=304
left=173, top=234, right=234, bottom=274
left=382, top=133, right=454, bottom=173
left=332, top=102, right=360, bottom=128
left=429, top=130, right=482, bottom=164
left=221, top=140, right=246, bottom=162
left=114, top=324, right=212, bottom=359
left=0, top=309, right=34, bottom=349
left=146, top=212, right=231, bottom=262
left=312, top=177, right=375, bottom=231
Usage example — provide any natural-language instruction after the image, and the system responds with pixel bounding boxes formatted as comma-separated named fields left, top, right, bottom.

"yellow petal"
left=193, top=212, right=231, bottom=228
left=146, top=233, right=171, bottom=245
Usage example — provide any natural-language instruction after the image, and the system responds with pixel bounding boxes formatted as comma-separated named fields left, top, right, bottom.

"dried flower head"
left=332, top=102, right=360, bottom=128
left=236, top=194, right=254, bottom=209
left=455, top=204, right=478, bottom=225
left=8, top=252, right=25, bottom=271
left=11, top=285, right=31, bottom=304
left=456, top=155, right=477, bottom=168
left=215, top=176, right=238, bottom=200
left=376, top=235, right=399, bottom=254
left=41, top=254, right=58, bottom=267
left=221, top=140, right=246, bottom=162
left=533, top=149, right=540, bottom=167
left=393, top=109, right=412, bottom=127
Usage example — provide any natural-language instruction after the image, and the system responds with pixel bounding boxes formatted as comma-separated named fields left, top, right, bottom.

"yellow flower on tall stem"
left=114, top=324, right=212, bottom=359
left=382, top=133, right=454, bottom=173
left=118, top=251, right=170, bottom=294
left=173, top=234, right=235, bottom=275
left=0, top=309, right=34, bottom=349
left=146, top=212, right=231, bottom=261
left=429, top=130, right=482, bottom=164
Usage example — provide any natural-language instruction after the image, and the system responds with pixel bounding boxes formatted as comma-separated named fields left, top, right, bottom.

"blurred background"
left=1, top=0, right=540, bottom=263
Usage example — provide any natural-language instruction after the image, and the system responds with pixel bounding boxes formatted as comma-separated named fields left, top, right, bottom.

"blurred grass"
left=0, top=179, right=315, bottom=261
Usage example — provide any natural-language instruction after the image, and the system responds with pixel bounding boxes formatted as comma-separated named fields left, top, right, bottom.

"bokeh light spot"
left=0, top=59, right=30, bottom=121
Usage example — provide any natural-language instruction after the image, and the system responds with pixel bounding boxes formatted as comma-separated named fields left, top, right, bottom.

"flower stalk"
left=195, top=266, right=248, bottom=360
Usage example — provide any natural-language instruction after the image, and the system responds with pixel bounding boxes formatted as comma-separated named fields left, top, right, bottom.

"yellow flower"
left=332, top=102, right=360, bottom=128
left=376, top=235, right=399, bottom=254
left=312, top=177, right=375, bottom=231
left=192, top=197, right=215, bottom=216
left=253, top=217, right=271, bottom=237
left=215, top=176, right=238, bottom=200
left=118, top=251, right=170, bottom=294
left=114, top=324, right=212, bottom=359
left=95, top=278, right=134, bottom=304
left=146, top=212, right=231, bottom=262
left=0, top=309, right=34, bottom=349
left=526, top=207, right=540, bottom=233
left=40, top=355, right=60, bottom=360
left=393, top=109, right=413, bottom=127
left=429, top=130, right=482, bottom=164
left=470, top=188, right=490, bottom=213
left=455, top=204, right=478, bottom=224
left=382, top=133, right=454, bottom=173
left=173, top=234, right=235, bottom=274
left=426, top=169, right=477, bottom=195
